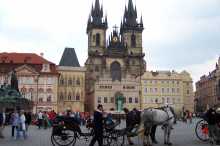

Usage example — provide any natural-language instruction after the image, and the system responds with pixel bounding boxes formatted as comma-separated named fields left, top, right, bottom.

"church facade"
left=85, top=0, right=146, bottom=112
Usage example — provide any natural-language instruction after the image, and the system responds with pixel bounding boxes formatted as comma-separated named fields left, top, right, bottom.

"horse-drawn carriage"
left=51, top=116, right=129, bottom=146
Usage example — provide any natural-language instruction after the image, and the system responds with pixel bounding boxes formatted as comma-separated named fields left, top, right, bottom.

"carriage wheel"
left=103, top=131, right=112, bottom=146
left=195, top=119, right=209, bottom=141
left=116, top=135, right=125, bottom=146
left=51, top=129, right=76, bottom=146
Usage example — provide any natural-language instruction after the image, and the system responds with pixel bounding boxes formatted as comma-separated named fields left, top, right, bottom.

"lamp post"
left=35, top=75, right=39, bottom=113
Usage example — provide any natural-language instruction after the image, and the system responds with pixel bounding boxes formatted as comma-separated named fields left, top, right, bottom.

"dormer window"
left=41, top=64, right=50, bottom=72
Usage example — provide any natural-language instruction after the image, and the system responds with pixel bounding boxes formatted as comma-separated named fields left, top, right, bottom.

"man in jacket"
left=123, top=108, right=136, bottom=145
left=205, top=106, right=217, bottom=144
left=89, top=104, right=104, bottom=146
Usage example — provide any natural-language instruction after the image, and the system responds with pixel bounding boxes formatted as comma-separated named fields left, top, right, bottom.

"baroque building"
left=0, top=52, right=59, bottom=113
left=57, top=48, right=86, bottom=112
left=141, top=70, right=194, bottom=115
left=85, top=0, right=146, bottom=112
left=195, top=57, right=220, bottom=111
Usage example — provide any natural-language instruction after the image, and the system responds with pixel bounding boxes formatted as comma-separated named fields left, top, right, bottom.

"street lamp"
left=34, top=75, right=40, bottom=113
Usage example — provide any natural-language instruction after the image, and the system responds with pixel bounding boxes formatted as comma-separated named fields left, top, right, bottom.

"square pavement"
left=0, top=119, right=214, bottom=146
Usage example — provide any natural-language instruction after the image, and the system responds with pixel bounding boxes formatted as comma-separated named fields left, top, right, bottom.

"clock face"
left=113, top=37, right=118, bottom=42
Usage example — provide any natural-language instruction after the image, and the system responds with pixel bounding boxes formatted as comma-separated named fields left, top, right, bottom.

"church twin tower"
left=85, top=0, right=146, bottom=111
left=87, top=0, right=144, bottom=56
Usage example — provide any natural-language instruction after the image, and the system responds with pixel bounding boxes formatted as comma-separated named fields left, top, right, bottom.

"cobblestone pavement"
left=0, top=118, right=214, bottom=146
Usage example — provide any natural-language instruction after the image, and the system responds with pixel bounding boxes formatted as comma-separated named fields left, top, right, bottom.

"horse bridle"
left=163, top=107, right=175, bottom=123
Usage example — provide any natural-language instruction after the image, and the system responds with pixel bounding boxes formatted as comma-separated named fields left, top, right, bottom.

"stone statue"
left=11, top=70, right=19, bottom=92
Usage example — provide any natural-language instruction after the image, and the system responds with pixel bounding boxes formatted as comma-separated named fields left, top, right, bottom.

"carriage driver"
left=89, top=104, right=104, bottom=146
left=123, top=107, right=139, bottom=145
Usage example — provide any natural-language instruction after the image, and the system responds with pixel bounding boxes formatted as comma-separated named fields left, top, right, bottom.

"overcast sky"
left=0, top=0, right=220, bottom=86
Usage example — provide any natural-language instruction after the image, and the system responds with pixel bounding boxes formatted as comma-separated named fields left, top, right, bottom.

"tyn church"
left=85, top=0, right=146, bottom=112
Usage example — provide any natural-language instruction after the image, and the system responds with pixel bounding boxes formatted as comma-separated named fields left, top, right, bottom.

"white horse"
left=138, top=105, right=176, bottom=146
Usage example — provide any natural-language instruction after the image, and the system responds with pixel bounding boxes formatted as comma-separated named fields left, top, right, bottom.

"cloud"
left=179, top=55, right=219, bottom=84
left=0, top=0, right=219, bottom=82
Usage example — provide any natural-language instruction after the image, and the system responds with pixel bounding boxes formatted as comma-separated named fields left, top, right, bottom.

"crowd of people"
left=1, top=104, right=220, bottom=145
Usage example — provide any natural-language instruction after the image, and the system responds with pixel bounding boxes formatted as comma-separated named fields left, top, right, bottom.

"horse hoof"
left=164, top=142, right=167, bottom=145
left=167, top=142, right=172, bottom=146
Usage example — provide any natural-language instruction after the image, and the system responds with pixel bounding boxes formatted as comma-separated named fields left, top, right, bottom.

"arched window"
left=95, top=66, right=99, bottom=72
left=96, top=33, right=100, bottom=46
left=60, top=92, right=64, bottom=100
left=68, top=78, right=72, bottom=85
left=76, top=93, right=80, bottom=101
left=131, top=34, right=136, bottom=47
left=110, top=61, right=121, bottom=81
left=68, top=92, right=72, bottom=100
left=76, top=78, right=80, bottom=85
left=47, top=95, right=52, bottom=102
left=60, top=76, right=64, bottom=85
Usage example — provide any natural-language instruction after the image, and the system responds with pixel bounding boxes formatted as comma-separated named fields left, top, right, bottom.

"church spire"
left=87, top=0, right=108, bottom=33
left=120, top=0, right=144, bottom=32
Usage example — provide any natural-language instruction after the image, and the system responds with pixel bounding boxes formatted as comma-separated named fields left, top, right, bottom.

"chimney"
left=40, top=52, right=44, bottom=58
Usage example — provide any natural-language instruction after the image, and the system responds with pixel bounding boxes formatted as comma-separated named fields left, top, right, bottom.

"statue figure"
left=11, top=70, right=19, bottom=92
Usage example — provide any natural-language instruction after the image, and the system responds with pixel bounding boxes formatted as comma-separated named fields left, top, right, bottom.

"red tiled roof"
left=0, top=52, right=59, bottom=75
left=0, top=52, right=53, bottom=64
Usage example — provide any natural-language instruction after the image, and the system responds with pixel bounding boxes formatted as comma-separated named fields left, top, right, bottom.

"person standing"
left=10, top=109, right=19, bottom=138
left=123, top=108, right=135, bottom=145
left=19, top=110, right=26, bottom=139
left=89, top=104, right=104, bottom=146
left=37, top=111, right=43, bottom=129
left=0, top=108, right=6, bottom=138
left=25, top=112, right=32, bottom=131
left=205, top=106, right=217, bottom=144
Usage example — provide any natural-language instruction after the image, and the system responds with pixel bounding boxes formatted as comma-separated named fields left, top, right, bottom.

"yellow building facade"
left=141, top=70, right=194, bottom=115
left=57, top=66, right=86, bottom=112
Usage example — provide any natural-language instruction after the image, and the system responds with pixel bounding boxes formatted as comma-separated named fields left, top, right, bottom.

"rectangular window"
left=111, top=97, right=114, bottom=103
left=177, top=88, right=180, bottom=93
left=167, top=88, right=169, bottom=93
left=172, top=88, right=175, bottom=93
left=104, top=97, right=108, bottom=103
left=135, top=97, right=138, bottom=103
left=162, top=88, right=165, bottom=93
left=98, top=97, right=101, bottom=103
left=76, top=95, right=80, bottom=101
left=187, top=90, right=190, bottom=94
left=145, top=88, right=147, bottom=93
left=161, top=80, right=164, bottom=84
left=124, top=97, right=126, bottom=103
left=150, top=88, right=153, bottom=93
left=39, top=98, right=43, bottom=103
left=129, top=97, right=132, bottom=103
